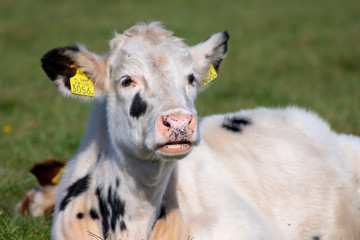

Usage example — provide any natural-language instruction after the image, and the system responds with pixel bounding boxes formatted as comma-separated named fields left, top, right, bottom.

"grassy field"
left=1, top=0, right=359, bottom=238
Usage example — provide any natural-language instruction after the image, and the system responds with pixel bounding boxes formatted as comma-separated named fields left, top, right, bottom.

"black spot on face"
left=59, top=174, right=90, bottom=211
left=188, top=74, right=195, bottom=86
left=90, top=209, right=99, bottom=220
left=41, top=46, right=80, bottom=88
left=312, top=236, right=320, bottom=240
left=130, top=92, right=147, bottom=119
left=77, top=212, right=84, bottom=219
left=222, top=116, right=251, bottom=133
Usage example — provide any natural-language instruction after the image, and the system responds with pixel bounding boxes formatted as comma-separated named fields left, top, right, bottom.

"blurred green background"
left=1, top=0, right=359, bottom=238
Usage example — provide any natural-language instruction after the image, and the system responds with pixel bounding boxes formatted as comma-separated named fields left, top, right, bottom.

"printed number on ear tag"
left=70, top=69, right=95, bottom=96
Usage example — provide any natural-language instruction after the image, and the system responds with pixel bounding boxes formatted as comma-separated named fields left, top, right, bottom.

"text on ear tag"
left=70, top=69, right=95, bottom=96
left=201, top=64, right=218, bottom=86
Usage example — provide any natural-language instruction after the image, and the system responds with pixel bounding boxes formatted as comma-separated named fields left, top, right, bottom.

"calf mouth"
left=157, top=141, right=192, bottom=154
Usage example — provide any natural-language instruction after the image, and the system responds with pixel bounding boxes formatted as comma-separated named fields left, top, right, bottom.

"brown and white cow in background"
left=40, top=22, right=360, bottom=240
left=16, top=159, right=65, bottom=216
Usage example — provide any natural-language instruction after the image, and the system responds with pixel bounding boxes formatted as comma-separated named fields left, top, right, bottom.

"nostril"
left=188, top=116, right=192, bottom=125
left=162, top=117, right=171, bottom=128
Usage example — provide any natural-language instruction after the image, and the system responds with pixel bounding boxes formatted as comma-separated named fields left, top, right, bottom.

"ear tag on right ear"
left=70, top=69, right=95, bottom=96
left=201, top=64, right=218, bottom=87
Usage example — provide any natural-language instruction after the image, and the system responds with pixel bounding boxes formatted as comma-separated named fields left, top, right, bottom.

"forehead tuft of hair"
left=110, top=22, right=184, bottom=50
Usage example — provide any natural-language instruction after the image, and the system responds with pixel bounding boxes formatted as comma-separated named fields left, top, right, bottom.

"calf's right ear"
left=41, top=46, right=108, bottom=98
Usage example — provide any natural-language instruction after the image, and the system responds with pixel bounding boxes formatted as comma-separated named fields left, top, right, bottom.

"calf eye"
left=121, top=76, right=133, bottom=87
left=188, top=74, right=195, bottom=85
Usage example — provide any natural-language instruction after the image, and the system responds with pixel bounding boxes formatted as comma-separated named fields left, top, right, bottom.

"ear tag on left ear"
left=51, top=166, right=66, bottom=185
left=70, top=69, right=95, bottom=96
left=201, top=64, right=218, bottom=86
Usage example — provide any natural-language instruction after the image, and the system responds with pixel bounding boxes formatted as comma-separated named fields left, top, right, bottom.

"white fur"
left=44, top=23, right=360, bottom=240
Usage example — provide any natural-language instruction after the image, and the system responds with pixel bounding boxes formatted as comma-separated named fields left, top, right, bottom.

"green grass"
left=1, top=0, right=359, bottom=238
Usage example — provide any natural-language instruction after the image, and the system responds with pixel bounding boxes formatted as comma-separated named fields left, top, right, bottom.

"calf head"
left=16, top=159, right=65, bottom=216
left=41, top=22, right=229, bottom=161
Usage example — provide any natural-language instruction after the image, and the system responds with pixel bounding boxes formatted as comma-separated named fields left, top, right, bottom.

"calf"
left=16, top=159, right=65, bottom=216
left=41, top=22, right=360, bottom=239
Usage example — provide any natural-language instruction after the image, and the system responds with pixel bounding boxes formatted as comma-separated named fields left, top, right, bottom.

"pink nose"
left=157, top=114, right=196, bottom=142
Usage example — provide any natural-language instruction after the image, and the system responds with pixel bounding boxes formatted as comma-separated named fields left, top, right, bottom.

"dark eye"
left=121, top=76, right=133, bottom=87
left=188, top=74, right=195, bottom=85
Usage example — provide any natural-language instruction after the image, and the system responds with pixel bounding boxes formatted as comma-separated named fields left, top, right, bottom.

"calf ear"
left=30, top=159, right=66, bottom=186
left=190, top=31, right=229, bottom=88
left=41, top=46, right=108, bottom=98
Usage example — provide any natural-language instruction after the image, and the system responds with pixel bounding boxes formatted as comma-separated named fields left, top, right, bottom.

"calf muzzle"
left=156, top=113, right=197, bottom=154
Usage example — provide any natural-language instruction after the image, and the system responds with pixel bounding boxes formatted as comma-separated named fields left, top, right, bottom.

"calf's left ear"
left=190, top=31, right=229, bottom=87
left=41, top=46, right=108, bottom=98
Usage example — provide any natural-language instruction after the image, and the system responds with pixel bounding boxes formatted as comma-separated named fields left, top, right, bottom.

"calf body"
left=41, top=23, right=360, bottom=239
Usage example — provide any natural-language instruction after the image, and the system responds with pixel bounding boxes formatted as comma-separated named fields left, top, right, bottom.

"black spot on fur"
left=77, top=213, right=84, bottom=219
left=120, top=220, right=127, bottom=231
left=96, top=188, right=110, bottom=238
left=90, top=209, right=99, bottom=220
left=222, top=116, right=251, bottom=133
left=59, top=174, right=90, bottom=211
left=95, top=186, right=126, bottom=236
left=130, top=92, right=147, bottom=119
left=107, top=186, right=126, bottom=231
left=41, top=46, right=79, bottom=88
left=312, top=236, right=320, bottom=240
left=116, top=178, right=120, bottom=188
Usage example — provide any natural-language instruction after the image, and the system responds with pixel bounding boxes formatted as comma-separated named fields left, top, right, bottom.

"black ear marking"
left=211, top=31, right=229, bottom=71
left=41, top=46, right=80, bottom=88
left=130, top=92, right=148, bottom=119
left=203, top=31, right=229, bottom=72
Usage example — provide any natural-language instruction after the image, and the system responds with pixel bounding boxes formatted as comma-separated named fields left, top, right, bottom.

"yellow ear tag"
left=201, top=64, right=218, bottom=87
left=51, top=166, right=66, bottom=185
left=70, top=69, right=95, bottom=96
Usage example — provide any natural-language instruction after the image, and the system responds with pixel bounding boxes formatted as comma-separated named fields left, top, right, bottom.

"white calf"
left=338, top=134, right=360, bottom=194
left=41, top=22, right=360, bottom=240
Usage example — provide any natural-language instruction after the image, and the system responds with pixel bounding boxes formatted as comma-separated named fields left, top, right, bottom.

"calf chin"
left=155, top=146, right=193, bottom=161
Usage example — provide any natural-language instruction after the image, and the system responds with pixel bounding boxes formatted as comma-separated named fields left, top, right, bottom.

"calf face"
left=41, top=22, right=228, bottom=161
